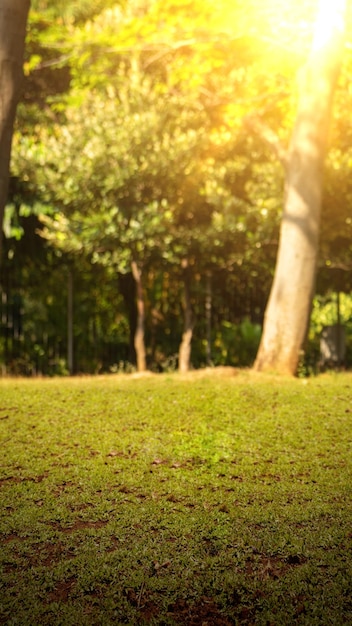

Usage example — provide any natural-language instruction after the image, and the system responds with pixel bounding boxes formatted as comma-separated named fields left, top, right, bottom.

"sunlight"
left=209, top=0, right=317, bottom=61
left=214, top=0, right=345, bottom=59
left=312, top=0, right=346, bottom=52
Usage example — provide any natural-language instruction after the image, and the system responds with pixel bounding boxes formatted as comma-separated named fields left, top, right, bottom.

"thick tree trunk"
left=254, top=0, right=346, bottom=375
left=178, top=260, right=194, bottom=373
left=0, top=0, right=30, bottom=261
left=131, top=260, right=147, bottom=372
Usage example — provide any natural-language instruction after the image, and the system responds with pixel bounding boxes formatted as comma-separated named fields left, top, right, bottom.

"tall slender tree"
left=0, top=0, right=30, bottom=261
left=254, top=0, right=347, bottom=375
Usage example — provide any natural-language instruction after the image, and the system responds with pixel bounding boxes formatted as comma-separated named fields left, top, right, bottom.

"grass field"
left=0, top=369, right=351, bottom=625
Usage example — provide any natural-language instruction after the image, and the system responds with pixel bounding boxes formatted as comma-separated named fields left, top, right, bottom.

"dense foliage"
left=1, top=0, right=352, bottom=374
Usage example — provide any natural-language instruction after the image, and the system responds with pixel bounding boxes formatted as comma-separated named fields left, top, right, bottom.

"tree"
left=10, top=0, right=352, bottom=377
left=0, top=0, right=30, bottom=261
left=14, top=1, right=258, bottom=373
left=254, top=0, right=347, bottom=375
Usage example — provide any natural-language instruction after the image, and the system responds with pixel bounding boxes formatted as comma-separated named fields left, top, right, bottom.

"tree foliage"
left=3, top=0, right=352, bottom=374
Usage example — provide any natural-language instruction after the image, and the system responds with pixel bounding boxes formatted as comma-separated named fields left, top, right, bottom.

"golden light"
left=312, top=0, right=346, bottom=52
left=211, top=0, right=345, bottom=61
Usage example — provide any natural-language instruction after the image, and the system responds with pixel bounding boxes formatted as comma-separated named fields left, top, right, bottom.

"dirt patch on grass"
left=47, top=577, right=76, bottom=603
left=243, top=553, right=307, bottom=580
left=2, top=533, right=29, bottom=544
left=0, top=472, right=48, bottom=487
left=124, top=591, right=235, bottom=625
left=34, top=540, right=77, bottom=567
left=47, top=519, right=109, bottom=533
left=167, top=596, right=234, bottom=625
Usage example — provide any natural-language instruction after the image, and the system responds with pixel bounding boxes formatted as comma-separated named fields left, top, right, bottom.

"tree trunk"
left=118, top=272, right=137, bottom=365
left=131, top=260, right=147, bottom=372
left=254, top=0, right=346, bottom=375
left=0, top=0, right=30, bottom=262
left=67, top=268, right=74, bottom=375
left=205, top=271, right=212, bottom=366
left=178, top=260, right=194, bottom=373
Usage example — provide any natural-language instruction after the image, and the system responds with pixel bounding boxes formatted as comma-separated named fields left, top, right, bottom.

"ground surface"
left=0, top=370, right=351, bottom=624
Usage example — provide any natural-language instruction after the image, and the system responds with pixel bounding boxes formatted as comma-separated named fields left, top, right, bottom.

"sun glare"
left=312, top=0, right=346, bottom=52
left=210, top=0, right=317, bottom=60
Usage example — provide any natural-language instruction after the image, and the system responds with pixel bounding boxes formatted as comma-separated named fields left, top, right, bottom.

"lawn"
left=0, top=369, right=351, bottom=625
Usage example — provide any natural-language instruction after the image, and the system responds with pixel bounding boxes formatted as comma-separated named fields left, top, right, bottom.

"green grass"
left=0, top=370, right=351, bottom=625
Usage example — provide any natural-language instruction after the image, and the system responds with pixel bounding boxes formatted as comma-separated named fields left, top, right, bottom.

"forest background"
left=1, top=0, right=352, bottom=376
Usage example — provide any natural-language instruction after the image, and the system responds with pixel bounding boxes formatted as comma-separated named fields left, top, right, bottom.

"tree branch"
left=244, top=115, right=288, bottom=170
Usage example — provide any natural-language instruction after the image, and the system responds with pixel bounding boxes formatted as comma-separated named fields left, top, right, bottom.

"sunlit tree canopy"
left=3, top=0, right=352, bottom=375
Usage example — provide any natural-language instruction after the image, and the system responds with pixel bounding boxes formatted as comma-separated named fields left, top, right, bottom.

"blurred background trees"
left=1, top=0, right=352, bottom=375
